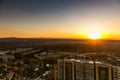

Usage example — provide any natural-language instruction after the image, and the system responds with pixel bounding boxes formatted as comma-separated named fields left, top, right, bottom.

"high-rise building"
left=85, top=61, right=95, bottom=80
left=64, top=59, right=75, bottom=80
left=112, top=66, right=120, bottom=80
left=74, top=60, right=84, bottom=80
left=95, top=63, right=112, bottom=80
left=57, top=59, right=119, bottom=80
left=57, top=60, right=64, bottom=80
left=57, top=59, right=75, bottom=80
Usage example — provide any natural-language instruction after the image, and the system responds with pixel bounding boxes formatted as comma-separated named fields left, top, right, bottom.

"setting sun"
left=88, top=32, right=102, bottom=39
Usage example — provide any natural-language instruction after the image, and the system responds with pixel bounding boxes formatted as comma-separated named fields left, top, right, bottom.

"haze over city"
left=0, top=0, right=120, bottom=40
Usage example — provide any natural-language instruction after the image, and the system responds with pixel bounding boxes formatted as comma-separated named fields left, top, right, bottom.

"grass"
left=45, top=52, right=75, bottom=58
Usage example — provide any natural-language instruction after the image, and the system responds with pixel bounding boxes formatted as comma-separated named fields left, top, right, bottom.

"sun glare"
left=88, top=32, right=102, bottom=39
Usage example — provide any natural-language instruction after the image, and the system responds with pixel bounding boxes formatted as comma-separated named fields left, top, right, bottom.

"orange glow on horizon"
left=88, top=32, right=102, bottom=40
left=1, top=30, right=120, bottom=40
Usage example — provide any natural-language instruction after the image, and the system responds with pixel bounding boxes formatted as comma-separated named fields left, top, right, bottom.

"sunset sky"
left=0, top=0, right=120, bottom=39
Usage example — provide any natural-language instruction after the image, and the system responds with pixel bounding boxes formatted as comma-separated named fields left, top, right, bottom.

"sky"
left=0, top=0, right=120, bottom=39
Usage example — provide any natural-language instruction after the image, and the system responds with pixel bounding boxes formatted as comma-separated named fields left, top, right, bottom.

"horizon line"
left=0, top=37, right=120, bottom=41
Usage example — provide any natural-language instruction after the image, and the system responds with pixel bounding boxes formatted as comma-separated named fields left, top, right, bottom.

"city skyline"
left=0, top=0, right=120, bottom=40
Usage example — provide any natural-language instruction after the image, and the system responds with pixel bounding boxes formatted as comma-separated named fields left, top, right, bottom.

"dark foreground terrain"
left=0, top=38, right=120, bottom=54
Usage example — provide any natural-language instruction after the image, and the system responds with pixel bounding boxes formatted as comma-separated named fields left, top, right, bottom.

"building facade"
left=57, top=60, right=64, bottom=80
left=57, top=59, right=120, bottom=80
left=85, top=62, right=95, bottom=80
left=64, top=59, right=74, bottom=80
left=112, top=66, right=120, bottom=80
left=95, top=63, right=112, bottom=80
left=74, top=60, right=84, bottom=80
